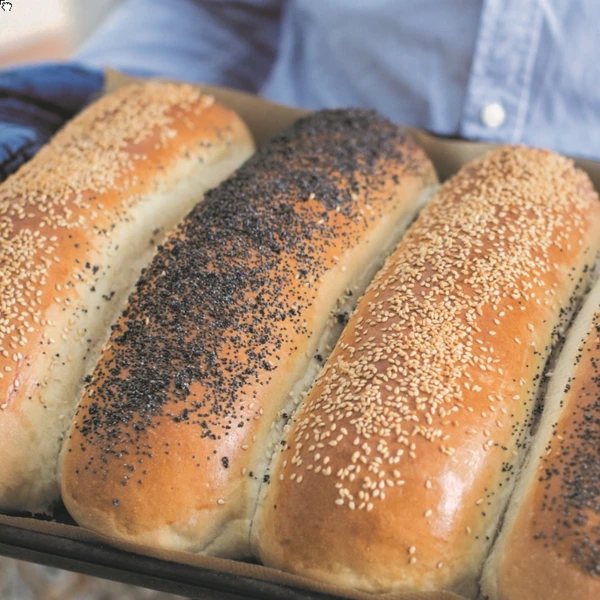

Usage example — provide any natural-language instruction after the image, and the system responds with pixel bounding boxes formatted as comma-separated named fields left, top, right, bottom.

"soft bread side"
left=60, top=110, right=437, bottom=557
left=0, top=81, right=254, bottom=513
left=253, top=147, right=600, bottom=596
left=481, top=276, right=600, bottom=600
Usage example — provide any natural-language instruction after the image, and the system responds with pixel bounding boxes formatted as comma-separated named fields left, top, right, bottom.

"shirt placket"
left=460, top=0, right=543, bottom=144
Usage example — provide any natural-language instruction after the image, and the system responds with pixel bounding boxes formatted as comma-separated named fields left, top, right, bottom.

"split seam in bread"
left=253, top=147, right=600, bottom=597
left=0, top=81, right=254, bottom=514
left=481, top=273, right=600, bottom=600
left=60, top=109, right=438, bottom=557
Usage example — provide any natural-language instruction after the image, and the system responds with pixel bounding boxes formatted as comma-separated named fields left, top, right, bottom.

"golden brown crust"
left=0, top=81, right=254, bottom=513
left=0, top=84, right=244, bottom=410
left=254, top=147, right=600, bottom=595
left=485, top=278, right=600, bottom=600
left=60, top=110, right=437, bottom=555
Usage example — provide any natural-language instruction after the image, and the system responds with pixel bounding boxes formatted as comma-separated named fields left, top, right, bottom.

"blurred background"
left=0, top=0, right=119, bottom=67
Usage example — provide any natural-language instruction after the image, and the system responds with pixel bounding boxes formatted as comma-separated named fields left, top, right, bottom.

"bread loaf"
left=252, top=148, right=600, bottom=596
left=59, top=110, right=438, bottom=557
left=481, top=276, right=600, bottom=600
left=0, top=81, right=254, bottom=513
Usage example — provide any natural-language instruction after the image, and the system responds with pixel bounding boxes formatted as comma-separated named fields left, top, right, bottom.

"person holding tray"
left=2, top=0, right=600, bottom=186
left=0, top=2, right=599, bottom=599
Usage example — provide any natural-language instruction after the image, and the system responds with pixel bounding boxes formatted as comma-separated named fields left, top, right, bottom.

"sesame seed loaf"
left=252, top=147, right=600, bottom=596
left=0, top=81, right=254, bottom=514
left=59, top=110, right=438, bottom=557
left=481, top=275, right=600, bottom=600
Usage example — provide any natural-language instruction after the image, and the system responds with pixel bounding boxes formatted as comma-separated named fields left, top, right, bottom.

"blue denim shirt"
left=0, top=64, right=103, bottom=181
left=75, top=0, right=600, bottom=160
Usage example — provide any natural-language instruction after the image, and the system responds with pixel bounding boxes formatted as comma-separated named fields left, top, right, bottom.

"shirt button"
left=481, top=103, right=506, bottom=128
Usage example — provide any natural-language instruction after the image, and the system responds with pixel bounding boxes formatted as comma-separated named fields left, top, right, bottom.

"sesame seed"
left=261, top=146, right=599, bottom=565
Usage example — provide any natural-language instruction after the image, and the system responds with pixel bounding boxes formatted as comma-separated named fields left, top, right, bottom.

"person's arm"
left=76, top=0, right=282, bottom=92
left=0, top=63, right=103, bottom=182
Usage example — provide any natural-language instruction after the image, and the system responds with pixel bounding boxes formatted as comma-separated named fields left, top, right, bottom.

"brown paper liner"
left=105, top=68, right=600, bottom=188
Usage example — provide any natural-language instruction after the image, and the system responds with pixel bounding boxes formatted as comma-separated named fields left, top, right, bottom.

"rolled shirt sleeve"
left=0, top=63, right=103, bottom=182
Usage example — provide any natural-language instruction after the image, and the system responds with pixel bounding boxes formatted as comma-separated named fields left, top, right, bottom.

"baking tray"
left=1, top=70, right=599, bottom=600
left=0, top=521, right=330, bottom=599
